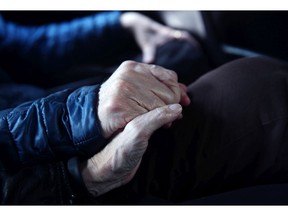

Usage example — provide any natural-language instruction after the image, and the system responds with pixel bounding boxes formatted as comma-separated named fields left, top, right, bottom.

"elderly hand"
left=80, top=103, right=182, bottom=197
left=120, top=12, right=200, bottom=64
left=97, top=60, right=190, bottom=138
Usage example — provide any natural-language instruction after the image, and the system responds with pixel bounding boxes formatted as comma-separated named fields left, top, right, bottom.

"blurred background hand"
left=120, top=12, right=200, bottom=64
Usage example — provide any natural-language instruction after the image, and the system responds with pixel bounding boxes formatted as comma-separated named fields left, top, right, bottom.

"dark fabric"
left=0, top=12, right=128, bottom=173
left=0, top=10, right=212, bottom=204
left=0, top=161, right=73, bottom=204
left=0, top=84, right=46, bottom=110
left=140, top=40, right=211, bottom=85
left=3, top=56, right=288, bottom=204
left=95, top=57, right=288, bottom=204
left=0, top=16, right=209, bottom=203
left=67, top=157, right=91, bottom=197
left=0, top=68, right=12, bottom=84
left=58, top=39, right=211, bottom=87
left=130, top=40, right=211, bottom=85
left=0, top=11, right=132, bottom=88
left=0, top=85, right=106, bottom=171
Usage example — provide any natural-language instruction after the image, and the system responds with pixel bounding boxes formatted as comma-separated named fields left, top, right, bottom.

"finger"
left=142, top=45, right=156, bottom=64
left=115, top=91, right=166, bottom=131
left=128, top=89, right=167, bottom=112
left=146, top=64, right=181, bottom=104
left=179, top=83, right=191, bottom=106
left=179, top=31, right=193, bottom=41
left=182, top=32, right=201, bottom=48
left=164, top=112, right=183, bottom=128
left=117, top=61, right=181, bottom=105
left=129, top=62, right=181, bottom=104
left=99, top=104, right=182, bottom=177
left=179, top=82, right=188, bottom=92
left=97, top=104, right=182, bottom=186
left=163, top=122, right=173, bottom=128
left=126, top=104, right=182, bottom=140
left=171, top=30, right=201, bottom=48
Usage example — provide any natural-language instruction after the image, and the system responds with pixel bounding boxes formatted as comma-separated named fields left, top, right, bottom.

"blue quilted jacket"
left=0, top=11, right=123, bottom=172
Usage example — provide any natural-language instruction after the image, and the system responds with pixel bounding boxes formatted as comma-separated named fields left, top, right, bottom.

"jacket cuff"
left=66, top=85, right=107, bottom=158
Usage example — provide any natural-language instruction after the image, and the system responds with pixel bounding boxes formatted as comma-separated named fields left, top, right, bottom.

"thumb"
left=126, top=104, right=182, bottom=139
left=142, top=45, right=156, bottom=64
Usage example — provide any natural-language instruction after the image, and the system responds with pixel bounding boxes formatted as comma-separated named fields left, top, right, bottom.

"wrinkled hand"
left=98, top=60, right=190, bottom=138
left=120, top=12, right=200, bottom=63
left=80, top=103, right=182, bottom=197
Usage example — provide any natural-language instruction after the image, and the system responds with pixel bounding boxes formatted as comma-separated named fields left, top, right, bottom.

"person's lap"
left=168, top=57, right=288, bottom=201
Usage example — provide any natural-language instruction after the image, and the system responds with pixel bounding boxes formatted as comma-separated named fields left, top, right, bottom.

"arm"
left=0, top=104, right=183, bottom=204
left=0, top=85, right=106, bottom=171
left=0, top=60, right=189, bottom=172
left=80, top=104, right=182, bottom=197
left=0, top=11, right=128, bottom=77
left=0, top=60, right=191, bottom=204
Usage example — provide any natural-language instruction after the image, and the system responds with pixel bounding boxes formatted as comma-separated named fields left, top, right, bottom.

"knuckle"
left=114, top=78, right=126, bottom=90
left=174, top=87, right=182, bottom=102
left=152, top=64, right=178, bottom=82
left=166, top=69, right=178, bottom=81
left=104, top=100, right=119, bottom=114
left=120, top=60, right=137, bottom=69
left=100, top=83, right=125, bottom=114
left=150, top=64, right=166, bottom=74
left=119, top=61, right=140, bottom=77
left=150, top=64, right=158, bottom=70
left=164, top=90, right=180, bottom=104
left=167, top=94, right=177, bottom=104
left=104, top=96, right=123, bottom=114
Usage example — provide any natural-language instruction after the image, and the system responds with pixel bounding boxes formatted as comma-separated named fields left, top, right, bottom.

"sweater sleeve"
left=0, top=85, right=106, bottom=171
left=0, top=11, right=128, bottom=76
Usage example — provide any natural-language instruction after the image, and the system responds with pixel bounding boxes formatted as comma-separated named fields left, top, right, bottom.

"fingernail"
left=169, top=104, right=182, bottom=112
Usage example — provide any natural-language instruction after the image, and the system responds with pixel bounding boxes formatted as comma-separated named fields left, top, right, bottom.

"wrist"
left=97, top=82, right=110, bottom=139
left=79, top=158, right=100, bottom=197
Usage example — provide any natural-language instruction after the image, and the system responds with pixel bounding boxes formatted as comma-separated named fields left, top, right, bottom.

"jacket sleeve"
left=0, top=160, right=97, bottom=204
left=0, top=11, right=128, bottom=76
left=0, top=161, right=73, bottom=204
left=0, top=85, right=106, bottom=171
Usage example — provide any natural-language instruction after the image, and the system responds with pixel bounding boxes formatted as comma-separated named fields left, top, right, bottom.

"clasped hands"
left=80, top=61, right=191, bottom=197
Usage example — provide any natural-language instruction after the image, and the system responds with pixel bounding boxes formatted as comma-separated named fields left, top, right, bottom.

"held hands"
left=97, top=60, right=190, bottom=138
left=78, top=11, right=197, bottom=197
left=81, top=61, right=190, bottom=197
left=81, top=104, right=182, bottom=197
left=120, top=12, right=200, bottom=64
